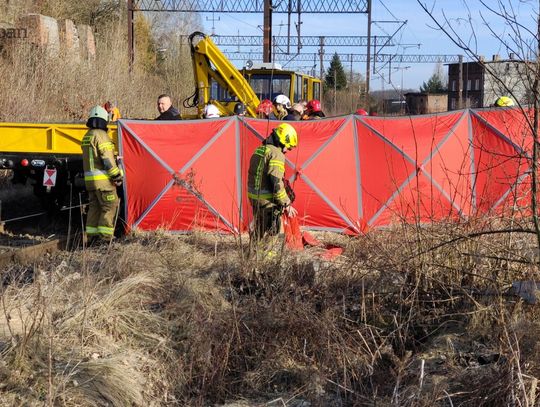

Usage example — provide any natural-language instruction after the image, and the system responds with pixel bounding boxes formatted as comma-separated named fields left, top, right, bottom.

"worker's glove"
left=284, top=205, right=298, bottom=218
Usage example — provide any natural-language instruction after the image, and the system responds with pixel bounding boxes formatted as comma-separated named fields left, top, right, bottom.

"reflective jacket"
left=247, top=144, right=291, bottom=207
left=109, top=107, right=121, bottom=121
left=81, top=128, right=122, bottom=191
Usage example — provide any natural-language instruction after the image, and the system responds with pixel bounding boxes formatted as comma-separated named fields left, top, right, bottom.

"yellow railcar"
left=0, top=122, right=118, bottom=208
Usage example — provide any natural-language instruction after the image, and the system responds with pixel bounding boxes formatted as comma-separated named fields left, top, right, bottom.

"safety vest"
left=247, top=144, right=291, bottom=207
left=81, top=128, right=122, bottom=191
left=110, top=107, right=121, bottom=121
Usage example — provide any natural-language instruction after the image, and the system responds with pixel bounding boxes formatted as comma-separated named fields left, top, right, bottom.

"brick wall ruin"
left=0, top=13, right=95, bottom=61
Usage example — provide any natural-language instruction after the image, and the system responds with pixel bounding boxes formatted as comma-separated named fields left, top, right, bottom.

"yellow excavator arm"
left=186, top=32, right=261, bottom=118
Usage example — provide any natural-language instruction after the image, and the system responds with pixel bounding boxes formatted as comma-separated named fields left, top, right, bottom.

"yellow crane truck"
left=185, top=31, right=322, bottom=117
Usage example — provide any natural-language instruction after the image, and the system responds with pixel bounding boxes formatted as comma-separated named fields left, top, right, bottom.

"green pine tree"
left=420, top=72, right=447, bottom=93
left=325, top=53, right=348, bottom=90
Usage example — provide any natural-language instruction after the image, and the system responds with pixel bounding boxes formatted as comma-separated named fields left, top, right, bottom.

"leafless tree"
left=418, top=0, right=540, bottom=253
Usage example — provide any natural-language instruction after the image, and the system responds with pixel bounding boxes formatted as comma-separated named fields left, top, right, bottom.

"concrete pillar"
left=77, top=24, right=96, bottom=61
left=58, top=19, right=80, bottom=62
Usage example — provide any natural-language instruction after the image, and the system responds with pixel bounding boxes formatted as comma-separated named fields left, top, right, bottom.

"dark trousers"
left=251, top=204, right=282, bottom=243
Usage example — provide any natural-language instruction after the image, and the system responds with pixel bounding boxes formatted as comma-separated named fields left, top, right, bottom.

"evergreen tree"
left=325, top=53, right=347, bottom=90
left=420, top=65, right=447, bottom=93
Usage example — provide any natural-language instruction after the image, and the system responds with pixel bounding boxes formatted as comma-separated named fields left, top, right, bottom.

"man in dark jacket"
left=155, top=94, right=182, bottom=120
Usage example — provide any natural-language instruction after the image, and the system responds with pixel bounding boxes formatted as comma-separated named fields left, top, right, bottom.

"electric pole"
left=366, top=0, right=372, bottom=98
left=263, top=0, right=272, bottom=62
left=319, top=36, right=325, bottom=82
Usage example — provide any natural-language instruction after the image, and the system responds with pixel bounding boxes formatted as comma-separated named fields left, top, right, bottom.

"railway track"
left=0, top=235, right=67, bottom=268
left=0, top=184, right=86, bottom=268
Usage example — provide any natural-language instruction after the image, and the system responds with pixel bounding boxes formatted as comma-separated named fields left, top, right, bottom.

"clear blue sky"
left=200, top=0, right=537, bottom=91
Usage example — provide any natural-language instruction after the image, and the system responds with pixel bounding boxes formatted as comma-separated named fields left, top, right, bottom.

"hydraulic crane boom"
left=185, top=31, right=322, bottom=118
left=186, top=32, right=261, bottom=117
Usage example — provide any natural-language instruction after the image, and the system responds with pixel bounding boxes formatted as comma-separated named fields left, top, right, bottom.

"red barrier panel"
left=118, top=108, right=535, bottom=234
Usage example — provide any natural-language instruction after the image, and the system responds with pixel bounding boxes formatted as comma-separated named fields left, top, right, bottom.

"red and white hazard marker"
left=43, top=168, right=57, bottom=187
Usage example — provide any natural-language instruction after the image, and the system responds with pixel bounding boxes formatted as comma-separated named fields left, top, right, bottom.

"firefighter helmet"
left=89, top=105, right=108, bottom=122
left=204, top=104, right=220, bottom=118
left=495, top=96, right=514, bottom=107
left=275, top=123, right=298, bottom=149
left=233, top=102, right=246, bottom=115
left=273, top=94, right=292, bottom=109
left=307, top=99, right=322, bottom=113
left=356, top=108, right=368, bottom=115
left=256, top=99, right=273, bottom=115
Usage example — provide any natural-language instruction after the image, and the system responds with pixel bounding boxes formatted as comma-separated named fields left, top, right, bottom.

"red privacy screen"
left=118, top=108, right=534, bottom=234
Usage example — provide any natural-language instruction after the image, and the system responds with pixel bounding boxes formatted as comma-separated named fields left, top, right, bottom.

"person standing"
left=203, top=104, right=221, bottom=118
left=233, top=102, right=247, bottom=116
left=103, top=101, right=121, bottom=121
left=81, top=106, right=123, bottom=244
left=155, top=94, right=182, bottom=120
left=494, top=96, right=514, bottom=107
left=284, top=103, right=304, bottom=121
left=304, top=99, right=326, bottom=119
left=247, top=123, right=298, bottom=247
left=256, top=99, right=276, bottom=119
left=273, top=94, right=292, bottom=120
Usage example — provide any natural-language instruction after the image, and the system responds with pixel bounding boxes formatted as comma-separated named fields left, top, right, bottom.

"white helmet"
left=273, top=94, right=291, bottom=109
left=203, top=104, right=220, bottom=118
left=89, top=105, right=108, bottom=122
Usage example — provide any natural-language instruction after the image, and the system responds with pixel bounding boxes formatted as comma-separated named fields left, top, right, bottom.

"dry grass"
left=0, top=218, right=539, bottom=406
left=1, top=3, right=540, bottom=406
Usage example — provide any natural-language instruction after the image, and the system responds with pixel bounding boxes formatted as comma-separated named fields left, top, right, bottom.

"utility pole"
left=263, top=0, right=272, bottom=62
left=127, top=0, right=134, bottom=72
left=372, top=35, right=377, bottom=74
left=206, top=12, right=220, bottom=36
left=296, top=0, right=302, bottom=54
left=365, top=0, right=372, bottom=98
left=458, top=54, right=463, bottom=109
left=287, top=0, right=291, bottom=54
left=319, top=36, right=325, bottom=82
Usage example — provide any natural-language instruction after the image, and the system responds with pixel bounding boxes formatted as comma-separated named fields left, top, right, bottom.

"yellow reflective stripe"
left=97, top=226, right=114, bottom=235
left=108, top=167, right=120, bottom=176
left=81, top=136, right=92, bottom=146
left=104, top=194, right=116, bottom=202
left=275, top=190, right=287, bottom=199
left=254, top=147, right=266, bottom=157
left=85, top=226, right=98, bottom=234
left=254, top=154, right=265, bottom=190
left=84, top=174, right=110, bottom=181
left=89, top=147, right=94, bottom=170
left=269, top=160, right=285, bottom=171
left=98, top=142, right=114, bottom=152
left=248, top=192, right=274, bottom=199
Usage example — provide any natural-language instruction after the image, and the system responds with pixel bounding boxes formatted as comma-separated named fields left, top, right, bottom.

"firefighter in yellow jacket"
left=82, top=106, right=123, bottom=243
left=247, top=123, right=298, bottom=243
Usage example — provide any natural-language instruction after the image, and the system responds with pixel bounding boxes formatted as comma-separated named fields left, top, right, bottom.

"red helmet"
left=356, top=108, right=368, bottom=116
left=307, top=99, right=322, bottom=113
left=256, top=99, right=273, bottom=115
